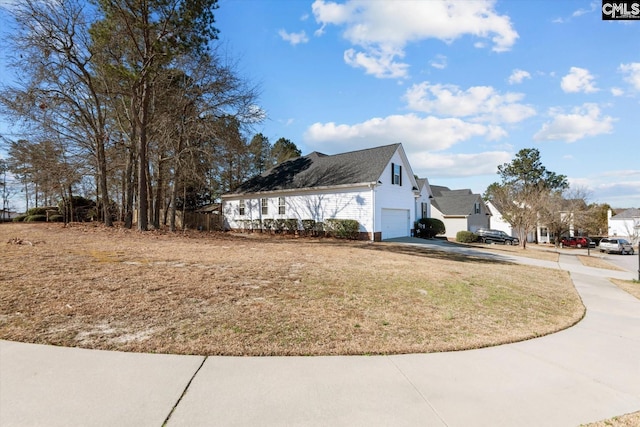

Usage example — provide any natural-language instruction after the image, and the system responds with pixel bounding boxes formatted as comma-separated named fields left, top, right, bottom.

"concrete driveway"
left=1, top=240, right=639, bottom=427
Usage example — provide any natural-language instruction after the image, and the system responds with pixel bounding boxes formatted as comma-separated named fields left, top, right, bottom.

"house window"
left=421, top=202, right=428, bottom=219
left=278, top=197, right=285, bottom=215
left=261, top=198, right=268, bottom=215
left=392, top=163, right=402, bottom=185
left=540, top=227, right=548, bottom=237
left=474, top=202, right=481, bottom=214
left=239, top=199, right=245, bottom=216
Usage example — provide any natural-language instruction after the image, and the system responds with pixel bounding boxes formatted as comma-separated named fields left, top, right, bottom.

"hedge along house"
left=221, top=143, right=427, bottom=241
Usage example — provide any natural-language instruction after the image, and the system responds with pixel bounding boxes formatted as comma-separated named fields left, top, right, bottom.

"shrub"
left=262, top=219, right=274, bottom=232
left=325, top=218, right=360, bottom=240
left=284, top=219, right=299, bottom=234
left=48, top=214, right=64, bottom=222
left=301, top=219, right=316, bottom=235
left=27, top=207, right=55, bottom=216
left=251, top=219, right=262, bottom=231
left=25, top=214, right=47, bottom=222
left=12, top=214, right=28, bottom=222
left=456, top=230, right=477, bottom=243
left=414, top=218, right=446, bottom=238
left=273, top=219, right=285, bottom=233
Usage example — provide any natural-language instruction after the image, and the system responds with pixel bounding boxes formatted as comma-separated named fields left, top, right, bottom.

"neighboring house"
left=429, top=186, right=490, bottom=239
left=0, top=209, right=20, bottom=222
left=222, top=143, right=430, bottom=241
left=487, top=199, right=588, bottom=244
left=415, top=178, right=433, bottom=221
left=608, top=208, right=640, bottom=244
left=486, top=201, right=517, bottom=236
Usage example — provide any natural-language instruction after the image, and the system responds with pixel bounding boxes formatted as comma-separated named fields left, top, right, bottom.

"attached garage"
left=381, top=208, right=410, bottom=239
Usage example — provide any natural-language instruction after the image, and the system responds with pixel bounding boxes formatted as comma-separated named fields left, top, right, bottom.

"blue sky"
left=213, top=0, right=639, bottom=208
left=1, top=0, right=639, bottom=210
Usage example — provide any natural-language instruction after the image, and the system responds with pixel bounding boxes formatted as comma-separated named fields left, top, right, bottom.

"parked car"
left=560, top=237, right=595, bottom=248
left=475, top=228, right=519, bottom=245
left=598, top=238, right=635, bottom=255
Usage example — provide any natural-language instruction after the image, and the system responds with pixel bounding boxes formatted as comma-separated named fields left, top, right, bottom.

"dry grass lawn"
left=582, top=411, right=640, bottom=427
left=578, top=255, right=625, bottom=271
left=610, top=279, right=640, bottom=300
left=460, top=241, right=560, bottom=262
left=1, top=223, right=584, bottom=356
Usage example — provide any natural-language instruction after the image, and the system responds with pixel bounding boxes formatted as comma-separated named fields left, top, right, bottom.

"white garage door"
left=381, top=208, right=410, bottom=239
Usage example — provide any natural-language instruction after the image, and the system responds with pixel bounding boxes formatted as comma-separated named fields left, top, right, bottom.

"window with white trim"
left=474, top=202, right=481, bottom=214
left=239, top=199, right=245, bottom=216
left=278, top=197, right=285, bottom=215
left=261, top=198, right=268, bottom=215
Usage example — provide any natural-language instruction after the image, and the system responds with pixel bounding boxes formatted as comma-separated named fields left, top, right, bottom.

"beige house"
left=429, top=186, right=490, bottom=239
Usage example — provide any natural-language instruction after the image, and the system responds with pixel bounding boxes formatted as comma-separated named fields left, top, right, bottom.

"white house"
left=222, top=143, right=431, bottom=241
left=429, top=186, right=490, bottom=239
left=486, top=201, right=516, bottom=235
left=608, top=208, right=640, bottom=244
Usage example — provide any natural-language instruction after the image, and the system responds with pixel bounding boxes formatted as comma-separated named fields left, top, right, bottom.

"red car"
left=560, top=237, right=593, bottom=248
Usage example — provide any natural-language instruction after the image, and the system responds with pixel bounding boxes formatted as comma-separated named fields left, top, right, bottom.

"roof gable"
left=228, top=143, right=403, bottom=195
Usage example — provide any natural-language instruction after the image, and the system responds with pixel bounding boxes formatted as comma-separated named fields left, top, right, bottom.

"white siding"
left=373, top=151, right=418, bottom=238
left=609, top=217, right=640, bottom=243
left=487, top=201, right=516, bottom=236
left=223, top=145, right=420, bottom=240
left=223, top=186, right=374, bottom=234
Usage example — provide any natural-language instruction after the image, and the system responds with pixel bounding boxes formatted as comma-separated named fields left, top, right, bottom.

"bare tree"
left=90, top=0, right=220, bottom=231
left=539, top=187, right=590, bottom=246
left=485, top=149, right=568, bottom=248
left=0, top=0, right=114, bottom=225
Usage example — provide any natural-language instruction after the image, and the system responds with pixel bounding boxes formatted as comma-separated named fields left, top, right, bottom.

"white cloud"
left=561, top=67, right=598, bottom=93
left=533, top=103, right=615, bottom=143
left=404, top=82, right=536, bottom=124
left=611, top=87, right=624, bottom=96
left=311, top=0, right=518, bottom=78
left=303, top=114, right=498, bottom=153
left=508, top=69, right=531, bottom=85
left=430, top=54, right=447, bottom=70
left=344, top=47, right=408, bottom=79
left=579, top=178, right=640, bottom=207
left=411, top=151, right=513, bottom=178
left=619, top=62, right=640, bottom=91
left=572, top=2, right=598, bottom=17
left=278, top=29, right=309, bottom=46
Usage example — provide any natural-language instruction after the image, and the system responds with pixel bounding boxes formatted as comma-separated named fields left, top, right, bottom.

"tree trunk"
left=96, top=134, right=112, bottom=227
left=137, top=82, right=150, bottom=231
left=123, top=141, right=136, bottom=229
left=152, top=157, right=163, bottom=230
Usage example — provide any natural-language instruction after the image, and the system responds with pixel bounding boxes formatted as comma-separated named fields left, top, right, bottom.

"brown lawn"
left=0, top=223, right=584, bottom=356
left=582, top=411, right=640, bottom=427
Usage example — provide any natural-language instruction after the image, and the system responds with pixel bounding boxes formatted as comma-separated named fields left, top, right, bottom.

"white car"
left=598, top=238, right=635, bottom=255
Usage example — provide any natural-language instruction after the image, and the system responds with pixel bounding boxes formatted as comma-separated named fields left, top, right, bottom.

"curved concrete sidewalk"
left=1, top=245, right=639, bottom=426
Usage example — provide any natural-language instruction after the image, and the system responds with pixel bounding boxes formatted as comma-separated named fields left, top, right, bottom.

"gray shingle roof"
left=430, top=185, right=482, bottom=216
left=612, top=208, right=640, bottom=219
left=429, top=185, right=450, bottom=197
left=227, top=143, right=401, bottom=195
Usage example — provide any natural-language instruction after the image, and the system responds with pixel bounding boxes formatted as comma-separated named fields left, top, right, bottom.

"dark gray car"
left=475, top=228, right=520, bottom=245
